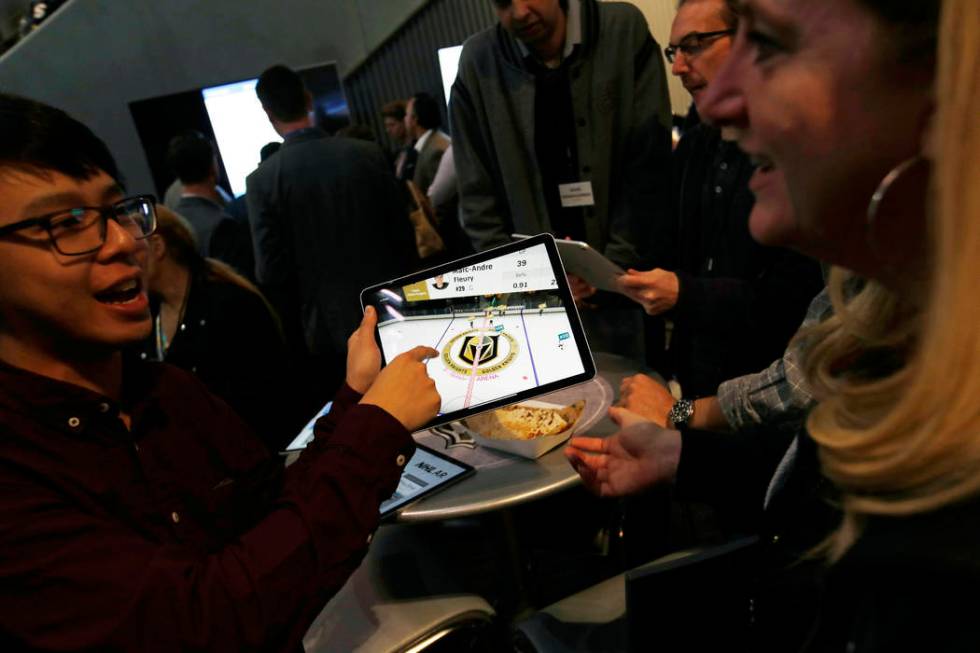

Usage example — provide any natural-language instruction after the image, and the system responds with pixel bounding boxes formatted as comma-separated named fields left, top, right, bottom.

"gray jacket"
left=449, top=0, right=672, bottom=267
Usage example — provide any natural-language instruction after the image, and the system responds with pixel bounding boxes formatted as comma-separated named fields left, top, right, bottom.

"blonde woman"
left=568, top=0, right=978, bottom=648
left=141, top=205, right=297, bottom=452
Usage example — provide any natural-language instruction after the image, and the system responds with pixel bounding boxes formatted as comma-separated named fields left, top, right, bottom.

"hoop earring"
left=865, top=155, right=927, bottom=262
left=866, top=156, right=924, bottom=228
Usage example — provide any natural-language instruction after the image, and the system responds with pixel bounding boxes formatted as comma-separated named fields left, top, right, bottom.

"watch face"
left=670, top=399, right=693, bottom=426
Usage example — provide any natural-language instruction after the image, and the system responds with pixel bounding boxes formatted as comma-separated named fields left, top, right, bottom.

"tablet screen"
left=379, top=444, right=474, bottom=517
left=282, top=409, right=473, bottom=516
left=361, top=235, right=595, bottom=428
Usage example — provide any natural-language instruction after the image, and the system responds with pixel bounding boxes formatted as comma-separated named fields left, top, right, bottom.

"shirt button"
left=140, top=352, right=148, bottom=360
left=771, top=534, right=780, bottom=544
left=67, top=416, right=81, bottom=428
left=171, top=511, right=181, bottom=524
left=98, top=402, right=110, bottom=413
left=720, top=162, right=728, bottom=171
left=191, top=366, right=198, bottom=374
left=199, top=319, right=206, bottom=326
left=180, top=323, right=187, bottom=332
left=714, top=185, right=723, bottom=195
left=396, top=454, right=407, bottom=467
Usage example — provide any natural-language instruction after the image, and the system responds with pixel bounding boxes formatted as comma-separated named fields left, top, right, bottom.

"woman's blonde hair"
left=805, top=0, right=980, bottom=559
left=153, top=204, right=284, bottom=339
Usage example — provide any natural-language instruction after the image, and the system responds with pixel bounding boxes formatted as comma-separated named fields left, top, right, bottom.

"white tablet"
left=512, top=234, right=626, bottom=293
left=361, top=233, right=596, bottom=431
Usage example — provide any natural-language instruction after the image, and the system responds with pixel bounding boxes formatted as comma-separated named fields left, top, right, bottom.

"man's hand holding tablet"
left=347, top=305, right=442, bottom=431
left=616, top=268, right=680, bottom=316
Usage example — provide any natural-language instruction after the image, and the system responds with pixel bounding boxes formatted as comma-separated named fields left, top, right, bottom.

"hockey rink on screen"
left=377, top=307, right=586, bottom=413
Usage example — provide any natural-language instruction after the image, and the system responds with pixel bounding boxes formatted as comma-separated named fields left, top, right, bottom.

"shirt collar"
left=414, top=129, right=434, bottom=153
left=178, top=193, right=222, bottom=208
left=283, top=126, right=320, bottom=141
left=0, top=354, right=164, bottom=438
left=515, top=0, right=582, bottom=64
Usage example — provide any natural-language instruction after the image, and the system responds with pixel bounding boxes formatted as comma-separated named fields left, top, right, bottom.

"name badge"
left=558, top=181, right=595, bottom=208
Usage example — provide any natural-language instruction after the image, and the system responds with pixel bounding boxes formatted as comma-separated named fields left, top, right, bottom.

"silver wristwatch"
left=668, top=398, right=695, bottom=429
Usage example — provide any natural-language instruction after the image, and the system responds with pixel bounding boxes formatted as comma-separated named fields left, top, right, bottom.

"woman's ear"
left=148, top=233, right=166, bottom=260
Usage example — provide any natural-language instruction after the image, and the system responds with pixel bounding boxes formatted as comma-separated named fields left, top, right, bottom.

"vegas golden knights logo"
left=443, top=329, right=518, bottom=375
left=460, top=334, right=499, bottom=365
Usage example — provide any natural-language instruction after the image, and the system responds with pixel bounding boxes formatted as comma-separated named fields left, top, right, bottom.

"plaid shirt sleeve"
left=717, top=288, right=832, bottom=432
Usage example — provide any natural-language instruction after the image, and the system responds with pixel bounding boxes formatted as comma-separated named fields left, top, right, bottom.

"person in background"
left=166, top=130, right=254, bottom=279
left=225, top=140, right=282, bottom=229
left=616, top=0, right=823, bottom=402
left=336, top=123, right=377, bottom=142
left=451, top=0, right=675, bottom=361
left=0, top=92, right=442, bottom=651
left=405, top=92, right=450, bottom=196
left=248, top=65, right=416, bottom=404
left=451, top=0, right=673, bottom=272
left=139, top=205, right=296, bottom=452
left=381, top=99, right=415, bottom=181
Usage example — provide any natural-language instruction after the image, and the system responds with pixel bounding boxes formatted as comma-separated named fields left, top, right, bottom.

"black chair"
left=513, top=536, right=760, bottom=653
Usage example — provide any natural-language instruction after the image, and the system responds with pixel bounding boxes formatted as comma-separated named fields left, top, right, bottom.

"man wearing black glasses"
left=0, top=94, right=441, bottom=651
left=617, top=0, right=823, bottom=420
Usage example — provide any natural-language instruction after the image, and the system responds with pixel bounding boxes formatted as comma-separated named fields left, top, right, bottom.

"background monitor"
left=438, top=45, right=463, bottom=108
left=129, top=62, right=350, bottom=198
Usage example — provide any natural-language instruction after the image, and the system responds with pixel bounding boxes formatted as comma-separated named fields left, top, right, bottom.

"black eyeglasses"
left=0, top=195, right=157, bottom=256
left=665, top=29, right=736, bottom=63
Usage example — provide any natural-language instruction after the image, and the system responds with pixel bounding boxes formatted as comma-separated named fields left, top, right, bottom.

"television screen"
left=201, top=80, right=282, bottom=197
left=438, top=45, right=463, bottom=108
left=129, top=62, right=349, bottom=198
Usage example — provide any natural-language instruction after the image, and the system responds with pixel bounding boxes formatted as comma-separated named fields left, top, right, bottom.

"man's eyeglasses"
left=0, top=195, right=158, bottom=256
left=665, top=29, right=736, bottom=64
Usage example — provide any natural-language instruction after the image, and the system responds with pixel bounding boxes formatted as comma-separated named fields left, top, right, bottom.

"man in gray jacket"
left=450, top=0, right=673, bottom=270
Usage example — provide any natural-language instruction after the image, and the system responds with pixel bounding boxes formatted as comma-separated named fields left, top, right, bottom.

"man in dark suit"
left=405, top=92, right=450, bottom=195
left=247, top=65, right=417, bottom=397
left=166, top=131, right=254, bottom=279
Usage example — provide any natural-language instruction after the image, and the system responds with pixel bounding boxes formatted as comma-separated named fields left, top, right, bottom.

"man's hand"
left=619, top=374, right=675, bottom=427
left=564, top=407, right=682, bottom=497
left=360, top=346, right=441, bottom=431
left=345, top=306, right=382, bottom=394
left=616, top=268, right=680, bottom=316
left=567, top=273, right=598, bottom=309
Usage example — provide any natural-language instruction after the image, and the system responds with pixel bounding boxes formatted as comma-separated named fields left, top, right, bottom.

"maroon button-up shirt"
left=0, top=358, right=413, bottom=652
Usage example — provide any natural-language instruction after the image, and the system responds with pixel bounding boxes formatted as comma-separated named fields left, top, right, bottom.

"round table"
left=399, top=352, right=651, bottom=522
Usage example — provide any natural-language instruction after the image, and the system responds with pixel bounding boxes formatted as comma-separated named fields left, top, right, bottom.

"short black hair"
left=410, top=92, right=441, bottom=131
left=256, top=65, right=309, bottom=122
left=0, top=93, right=120, bottom=183
left=166, top=131, right=215, bottom=184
